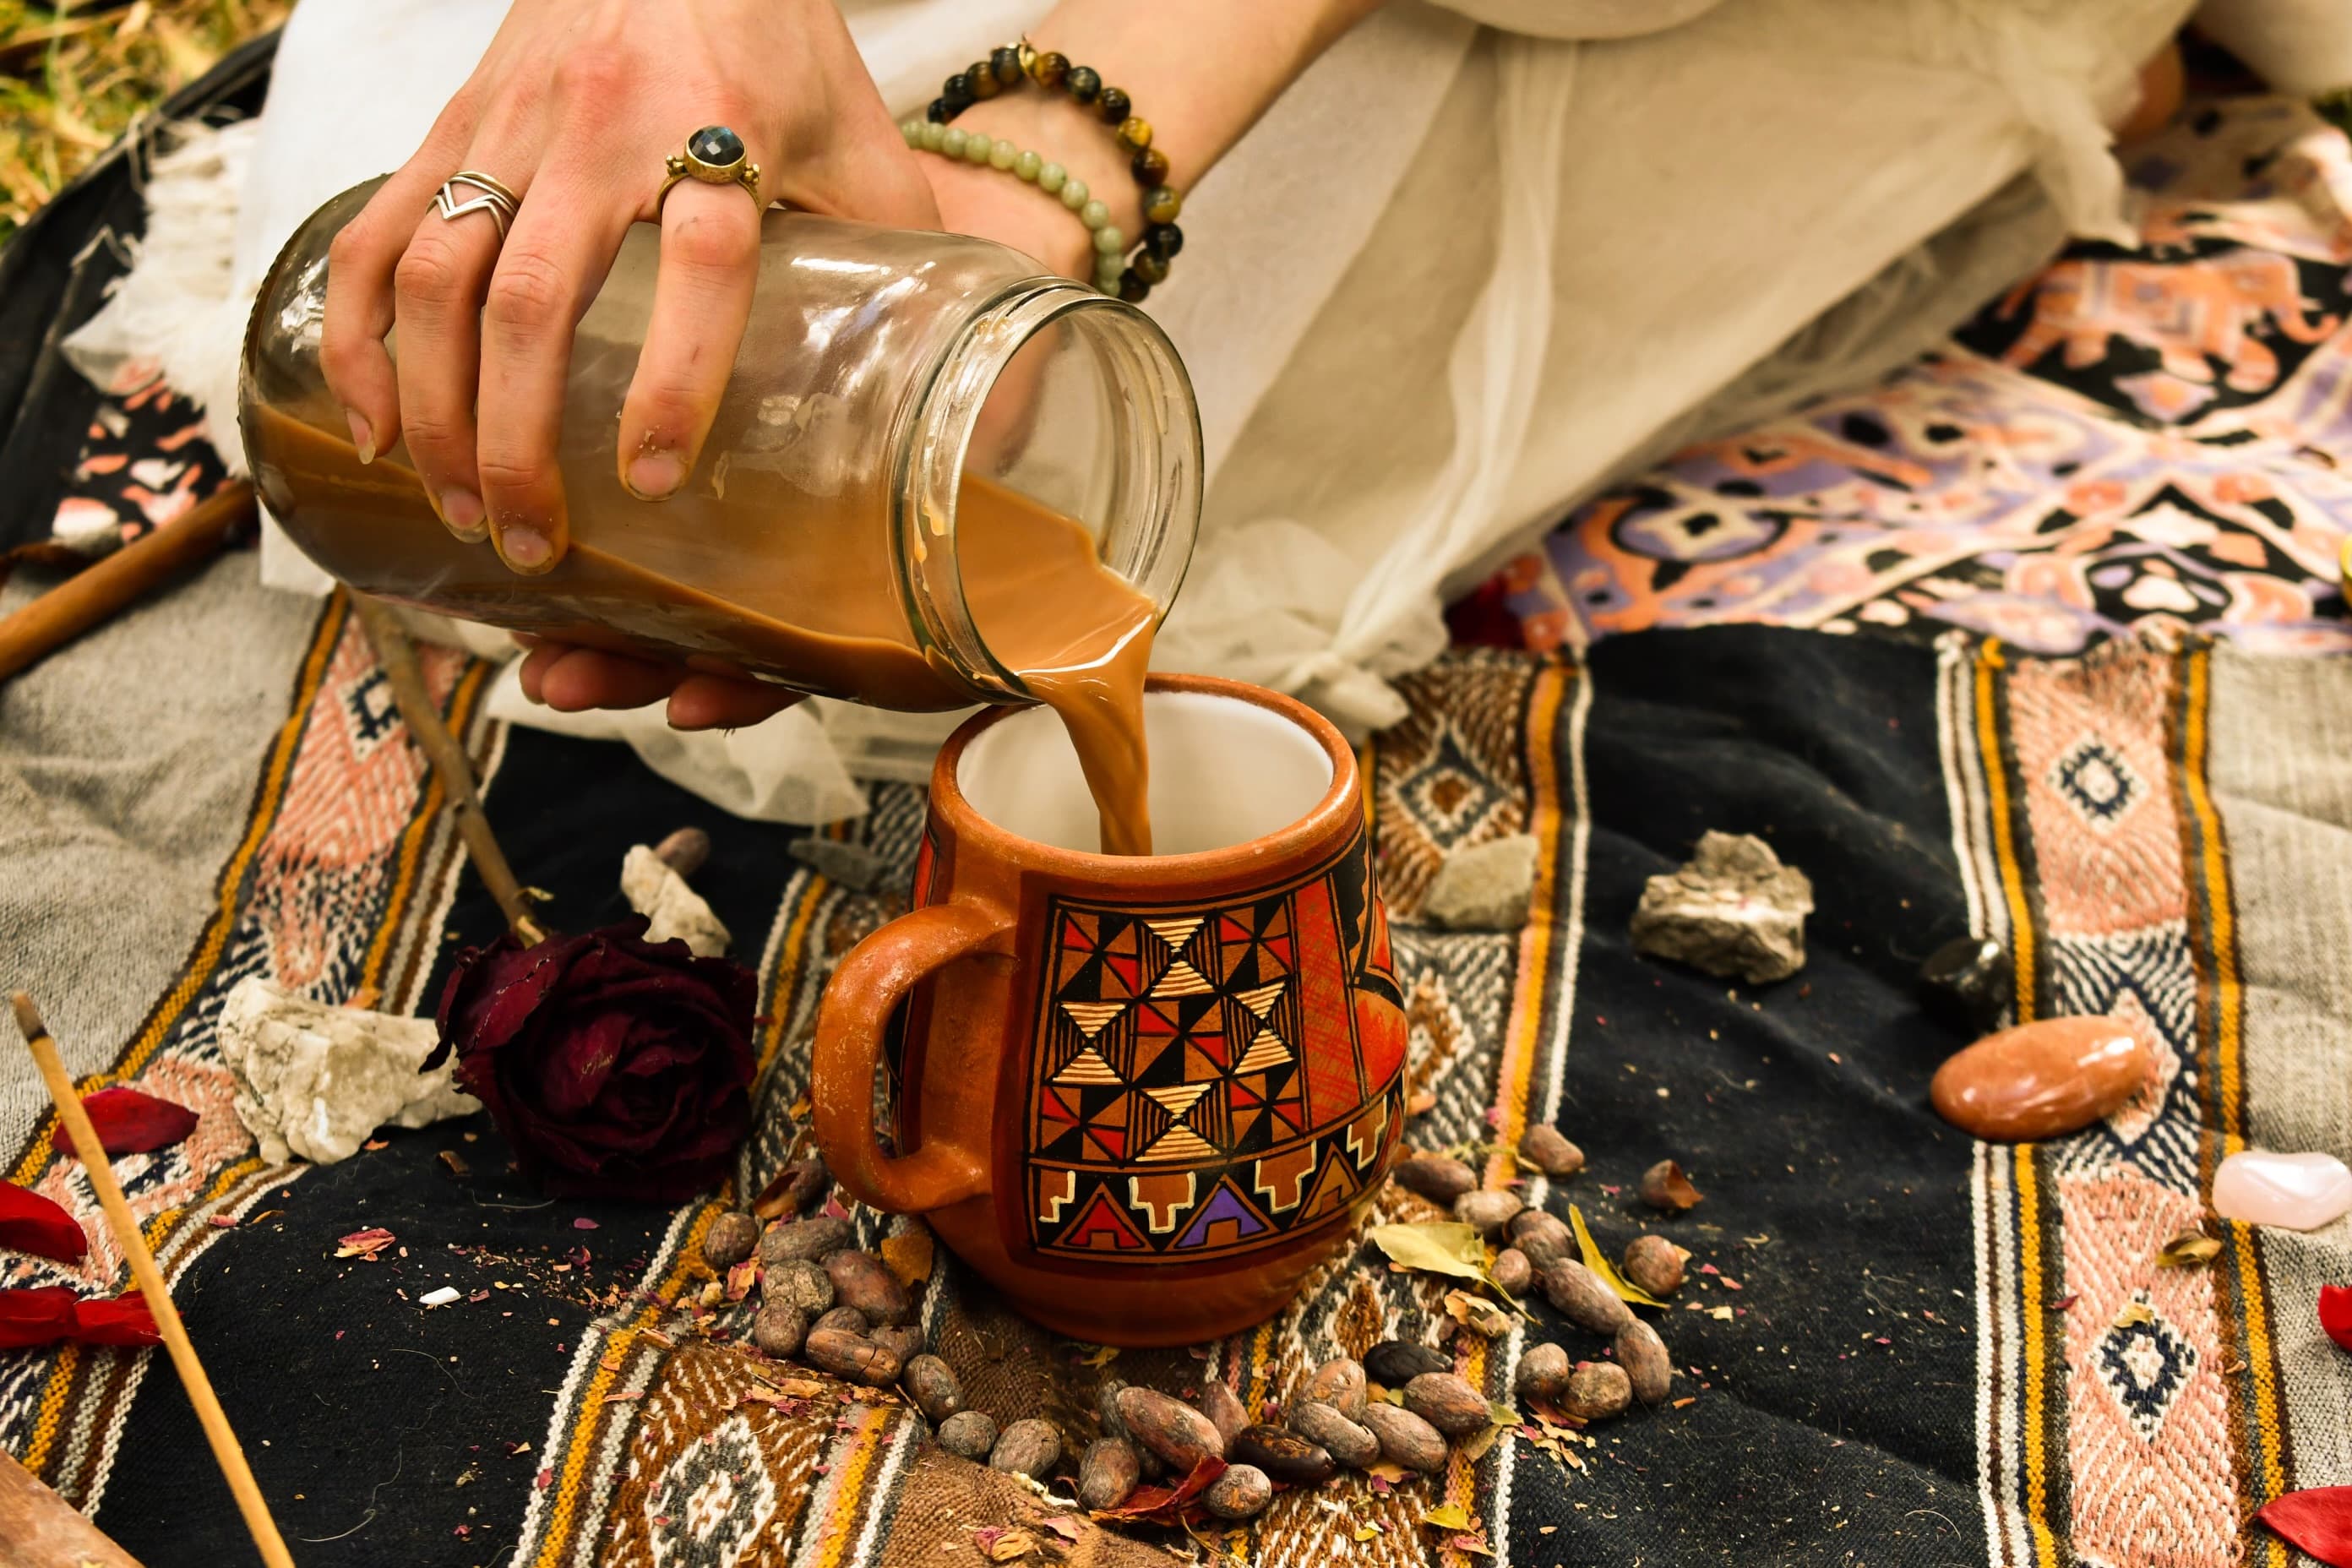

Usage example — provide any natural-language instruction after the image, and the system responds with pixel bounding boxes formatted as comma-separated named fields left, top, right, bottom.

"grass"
left=1, top=0, right=290, bottom=244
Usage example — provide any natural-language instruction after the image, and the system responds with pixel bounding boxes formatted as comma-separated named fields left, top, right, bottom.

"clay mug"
left=812, top=674, right=1408, bottom=1345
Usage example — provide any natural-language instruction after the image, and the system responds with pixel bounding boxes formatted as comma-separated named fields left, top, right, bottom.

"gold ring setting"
left=432, top=171, right=520, bottom=237
left=659, top=125, right=762, bottom=211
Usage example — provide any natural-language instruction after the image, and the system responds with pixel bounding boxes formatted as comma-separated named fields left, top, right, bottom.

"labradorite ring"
left=658, top=125, right=762, bottom=211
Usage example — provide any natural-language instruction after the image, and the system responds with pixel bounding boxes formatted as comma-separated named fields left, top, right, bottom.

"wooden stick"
left=0, top=1448, right=144, bottom=1568
left=0, top=482, right=254, bottom=682
left=346, top=593, right=545, bottom=945
left=10, top=994, right=295, bottom=1568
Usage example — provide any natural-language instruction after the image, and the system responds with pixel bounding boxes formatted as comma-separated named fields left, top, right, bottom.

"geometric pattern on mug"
left=1024, top=830, right=1407, bottom=1263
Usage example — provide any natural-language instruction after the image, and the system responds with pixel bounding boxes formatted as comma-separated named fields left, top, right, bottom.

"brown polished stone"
left=1929, top=1015, right=2150, bottom=1141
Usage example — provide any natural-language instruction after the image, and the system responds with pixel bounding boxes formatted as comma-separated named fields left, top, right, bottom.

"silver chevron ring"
left=432, top=171, right=521, bottom=238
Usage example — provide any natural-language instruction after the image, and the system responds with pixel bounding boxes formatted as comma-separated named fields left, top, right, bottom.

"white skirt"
left=79, top=0, right=2341, bottom=821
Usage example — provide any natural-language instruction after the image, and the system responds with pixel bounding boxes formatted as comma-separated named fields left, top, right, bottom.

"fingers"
left=617, top=173, right=764, bottom=501
left=320, top=140, right=472, bottom=464
left=667, top=676, right=804, bottom=732
left=393, top=180, right=520, bottom=540
left=473, top=167, right=630, bottom=574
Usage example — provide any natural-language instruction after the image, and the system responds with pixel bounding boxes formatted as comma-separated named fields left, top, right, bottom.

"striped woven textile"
left=3, top=599, right=2344, bottom=1566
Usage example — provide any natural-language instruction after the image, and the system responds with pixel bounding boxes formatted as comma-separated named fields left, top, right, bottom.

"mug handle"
left=812, top=900, right=1015, bottom=1215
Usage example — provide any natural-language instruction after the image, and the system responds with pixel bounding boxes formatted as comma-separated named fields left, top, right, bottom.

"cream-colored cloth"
left=74, top=0, right=2298, bottom=814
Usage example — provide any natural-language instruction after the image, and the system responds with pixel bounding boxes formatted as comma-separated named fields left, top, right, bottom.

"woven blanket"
left=4, top=610, right=2349, bottom=1567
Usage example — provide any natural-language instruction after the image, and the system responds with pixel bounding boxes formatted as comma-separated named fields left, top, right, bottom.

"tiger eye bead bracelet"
left=923, top=40, right=1185, bottom=303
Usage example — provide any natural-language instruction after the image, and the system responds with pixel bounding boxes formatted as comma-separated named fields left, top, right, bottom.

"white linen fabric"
left=73, top=0, right=2324, bottom=817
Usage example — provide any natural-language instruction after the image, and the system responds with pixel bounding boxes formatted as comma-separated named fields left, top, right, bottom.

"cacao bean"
left=701, top=1212, right=760, bottom=1271
left=763, top=1259, right=834, bottom=1315
left=1562, top=1360, right=1631, bottom=1421
left=1364, top=1340, right=1451, bottom=1386
left=812, top=1305, right=868, bottom=1337
left=1078, top=1437, right=1141, bottom=1511
left=1233, top=1424, right=1336, bottom=1486
left=654, top=825, right=710, bottom=876
left=1616, top=1320, right=1673, bottom=1405
left=938, top=1410, right=998, bottom=1461
left=1508, top=1209, right=1575, bottom=1268
left=1199, top=1379, right=1250, bottom=1448
left=1302, top=1356, right=1367, bottom=1421
left=1116, top=1387, right=1224, bottom=1471
left=989, top=1418, right=1062, bottom=1480
left=1403, top=1372, right=1490, bottom=1436
left=760, top=1217, right=852, bottom=1266
left=1096, top=1379, right=1130, bottom=1440
left=754, top=1158, right=830, bottom=1222
left=901, top=1353, right=963, bottom=1424
left=1622, top=1235, right=1687, bottom=1297
left=1491, top=1247, right=1533, bottom=1296
left=1455, top=1189, right=1525, bottom=1237
left=1514, top=1342, right=1571, bottom=1402
left=1358, top=1402, right=1447, bottom=1473
left=752, top=1303, right=809, bottom=1358
left=1517, top=1124, right=1586, bottom=1177
left=870, top=1326, right=925, bottom=1366
left=804, top=1328, right=901, bottom=1387
left=1392, top=1155, right=1478, bottom=1204
left=1541, top=1260, right=1633, bottom=1334
left=824, top=1250, right=914, bottom=1326
left=1205, top=1464, right=1274, bottom=1521
left=1288, top=1402, right=1380, bottom=1469
left=1638, top=1159, right=1704, bottom=1213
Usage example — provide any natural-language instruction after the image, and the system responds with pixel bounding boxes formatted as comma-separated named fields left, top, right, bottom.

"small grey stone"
left=788, top=836, right=892, bottom=891
left=1422, top=833, right=1540, bottom=930
left=1629, top=830, right=1812, bottom=983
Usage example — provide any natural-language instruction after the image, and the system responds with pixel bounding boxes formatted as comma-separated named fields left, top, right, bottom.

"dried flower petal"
left=2154, top=1230, right=2222, bottom=1269
left=2320, top=1285, right=2352, bottom=1355
left=52, top=1087, right=198, bottom=1157
left=0, top=1183, right=87, bottom=1264
left=0, top=1287, right=159, bottom=1348
left=2257, top=1487, right=2352, bottom=1565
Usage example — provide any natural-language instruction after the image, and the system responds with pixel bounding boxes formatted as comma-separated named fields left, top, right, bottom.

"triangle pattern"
left=1233, top=1026, right=1293, bottom=1075
left=1054, top=1048, right=1121, bottom=1086
left=1173, top=1176, right=1272, bottom=1250
left=1141, top=1124, right=1219, bottom=1163
left=1146, top=917, right=1204, bottom=955
left=1152, top=961, right=1213, bottom=998
left=1234, top=983, right=1286, bottom=1020
left=1145, top=1081, right=1211, bottom=1117
left=1056, top=1187, right=1149, bottom=1252
left=1063, top=1001, right=1125, bottom=1038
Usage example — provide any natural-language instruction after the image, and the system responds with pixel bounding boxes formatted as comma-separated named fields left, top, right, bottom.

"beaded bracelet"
left=919, top=41, right=1184, bottom=303
left=900, top=119, right=1146, bottom=297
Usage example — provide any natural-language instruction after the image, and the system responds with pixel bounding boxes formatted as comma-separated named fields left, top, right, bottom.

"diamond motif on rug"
left=2097, top=1293, right=2200, bottom=1442
left=2049, top=738, right=2143, bottom=836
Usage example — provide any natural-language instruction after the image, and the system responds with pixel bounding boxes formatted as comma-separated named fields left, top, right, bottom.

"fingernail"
left=346, top=409, right=375, bottom=466
left=625, top=449, right=686, bottom=500
left=498, top=525, right=553, bottom=573
left=441, top=488, right=487, bottom=540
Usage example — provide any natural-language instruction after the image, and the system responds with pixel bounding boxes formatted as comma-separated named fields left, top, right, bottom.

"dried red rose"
left=0, top=1287, right=161, bottom=1350
left=51, top=1087, right=198, bottom=1157
left=0, top=1184, right=86, bottom=1263
left=427, top=918, right=756, bottom=1201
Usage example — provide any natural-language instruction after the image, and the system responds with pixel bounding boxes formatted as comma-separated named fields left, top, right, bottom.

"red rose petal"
left=0, top=1287, right=81, bottom=1348
left=52, top=1087, right=199, bottom=1157
left=2257, top=1487, right=2352, bottom=1565
left=73, top=1293, right=161, bottom=1347
left=2321, top=1285, right=2352, bottom=1355
left=0, top=1183, right=88, bottom=1263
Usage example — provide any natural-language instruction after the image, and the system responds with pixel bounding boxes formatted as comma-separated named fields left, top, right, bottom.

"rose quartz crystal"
left=2212, top=1151, right=2352, bottom=1231
left=1929, top=1015, right=2151, bottom=1141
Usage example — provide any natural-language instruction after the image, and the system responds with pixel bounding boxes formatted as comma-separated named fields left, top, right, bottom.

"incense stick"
left=10, top=992, right=296, bottom=1568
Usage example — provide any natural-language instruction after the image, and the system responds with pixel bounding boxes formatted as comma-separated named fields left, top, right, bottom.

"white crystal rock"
left=1423, top=834, right=1541, bottom=930
left=1629, top=830, right=1813, bottom=983
left=2212, top=1150, right=2352, bottom=1231
left=220, top=977, right=480, bottom=1164
left=621, top=844, right=732, bottom=956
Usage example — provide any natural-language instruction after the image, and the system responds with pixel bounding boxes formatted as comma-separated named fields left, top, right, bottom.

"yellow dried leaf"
left=1075, top=1343, right=1120, bottom=1369
left=1422, top=1504, right=1473, bottom=1531
left=1352, top=1523, right=1385, bottom=1542
left=880, top=1226, right=935, bottom=1287
left=1369, top=1222, right=1489, bottom=1282
left=983, top=1529, right=1037, bottom=1562
left=1708, top=1305, right=1734, bottom=1321
left=1460, top=1423, right=1505, bottom=1462
left=2113, top=1301, right=2155, bottom=1329
left=1569, top=1206, right=1669, bottom=1309
left=2154, top=1231, right=2221, bottom=1269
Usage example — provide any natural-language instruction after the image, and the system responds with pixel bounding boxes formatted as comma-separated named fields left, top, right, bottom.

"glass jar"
left=239, top=179, right=1200, bottom=711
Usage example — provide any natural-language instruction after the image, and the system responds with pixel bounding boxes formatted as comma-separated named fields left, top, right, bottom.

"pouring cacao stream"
left=241, top=184, right=1410, bottom=1345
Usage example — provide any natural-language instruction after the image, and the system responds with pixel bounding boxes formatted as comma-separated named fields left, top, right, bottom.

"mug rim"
left=932, top=672, right=1358, bottom=872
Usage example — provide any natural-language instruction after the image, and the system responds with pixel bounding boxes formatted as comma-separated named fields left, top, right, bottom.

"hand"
left=320, top=0, right=937, bottom=578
